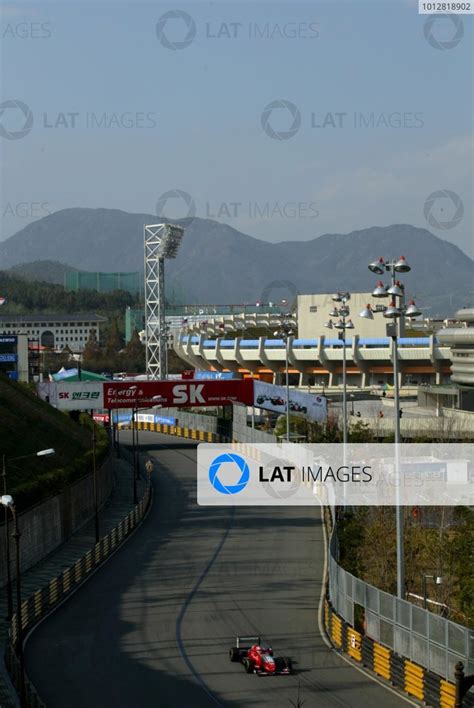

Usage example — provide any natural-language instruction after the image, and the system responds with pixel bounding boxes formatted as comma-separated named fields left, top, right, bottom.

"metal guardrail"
left=5, top=479, right=152, bottom=707
left=328, top=529, right=474, bottom=683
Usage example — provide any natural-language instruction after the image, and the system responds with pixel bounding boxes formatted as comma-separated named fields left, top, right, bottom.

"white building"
left=0, top=314, right=107, bottom=353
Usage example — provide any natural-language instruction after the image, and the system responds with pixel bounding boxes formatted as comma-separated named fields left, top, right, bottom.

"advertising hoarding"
left=38, top=381, right=105, bottom=410
left=103, top=378, right=254, bottom=409
left=253, top=380, right=327, bottom=422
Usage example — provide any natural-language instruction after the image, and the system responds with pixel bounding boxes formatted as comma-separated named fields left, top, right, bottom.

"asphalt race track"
left=25, top=432, right=411, bottom=707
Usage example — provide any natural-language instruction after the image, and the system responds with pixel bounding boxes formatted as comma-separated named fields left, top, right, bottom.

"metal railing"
left=328, top=529, right=474, bottom=681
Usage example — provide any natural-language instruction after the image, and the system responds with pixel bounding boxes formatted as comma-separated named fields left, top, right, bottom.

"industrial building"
left=0, top=314, right=107, bottom=353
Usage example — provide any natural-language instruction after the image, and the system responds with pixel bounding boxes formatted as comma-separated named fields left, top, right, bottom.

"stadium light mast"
left=144, top=224, right=184, bottom=380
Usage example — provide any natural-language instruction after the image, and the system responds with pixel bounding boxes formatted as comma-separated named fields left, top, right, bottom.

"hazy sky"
left=1, top=1, right=473, bottom=256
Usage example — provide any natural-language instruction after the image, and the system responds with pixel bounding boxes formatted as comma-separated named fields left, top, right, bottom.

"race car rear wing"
left=236, top=635, right=261, bottom=649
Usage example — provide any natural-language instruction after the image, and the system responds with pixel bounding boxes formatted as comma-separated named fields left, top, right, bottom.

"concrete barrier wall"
left=0, top=456, right=113, bottom=586
left=231, top=405, right=275, bottom=443
left=144, top=407, right=222, bottom=434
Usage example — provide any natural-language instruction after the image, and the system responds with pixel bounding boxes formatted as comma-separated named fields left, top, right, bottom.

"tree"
left=82, top=330, right=102, bottom=365
left=122, top=329, right=145, bottom=372
left=105, top=317, right=123, bottom=357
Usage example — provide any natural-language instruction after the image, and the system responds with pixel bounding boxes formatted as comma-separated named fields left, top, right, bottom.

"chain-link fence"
left=328, top=530, right=473, bottom=681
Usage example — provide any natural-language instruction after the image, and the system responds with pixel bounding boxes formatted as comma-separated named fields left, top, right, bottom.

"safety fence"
left=324, top=597, right=474, bottom=707
left=328, top=528, right=473, bottom=682
left=5, top=479, right=152, bottom=707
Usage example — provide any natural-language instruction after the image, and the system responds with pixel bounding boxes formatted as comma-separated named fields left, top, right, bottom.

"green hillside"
left=7, top=260, right=78, bottom=285
left=0, top=376, right=109, bottom=510
left=0, top=270, right=138, bottom=315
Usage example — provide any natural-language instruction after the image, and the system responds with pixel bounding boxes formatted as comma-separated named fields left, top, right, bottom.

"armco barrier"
left=124, top=420, right=231, bottom=443
left=5, top=479, right=152, bottom=708
left=324, top=597, right=474, bottom=707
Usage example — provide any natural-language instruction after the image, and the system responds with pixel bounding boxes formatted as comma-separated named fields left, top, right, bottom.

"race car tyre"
left=229, top=648, right=239, bottom=662
left=243, top=658, right=253, bottom=673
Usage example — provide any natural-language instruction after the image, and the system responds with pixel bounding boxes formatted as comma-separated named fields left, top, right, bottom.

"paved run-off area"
left=25, top=432, right=413, bottom=708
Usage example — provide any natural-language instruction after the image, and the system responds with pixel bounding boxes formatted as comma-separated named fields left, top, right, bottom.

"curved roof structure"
left=437, top=309, right=474, bottom=386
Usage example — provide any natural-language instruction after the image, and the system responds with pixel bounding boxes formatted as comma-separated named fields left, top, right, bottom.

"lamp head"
left=387, top=280, right=404, bottom=298
left=383, top=301, right=402, bottom=318
left=331, top=293, right=342, bottom=302
left=0, top=495, right=14, bottom=508
left=359, top=304, right=374, bottom=320
left=394, top=255, right=411, bottom=273
left=329, top=308, right=339, bottom=317
left=345, top=319, right=355, bottom=329
left=368, top=257, right=385, bottom=275
left=405, top=300, right=422, bottom=318
left=37, top=448, right=55, bottom=457
left=372, top=281, right=388, bottom=298
left=324, top=320, right=334, bottom=330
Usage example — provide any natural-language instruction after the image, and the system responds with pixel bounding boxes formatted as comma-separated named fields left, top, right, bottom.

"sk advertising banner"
left=103, top=378, right=254, bottom=409
left=38, top=381, right=104, bottom=410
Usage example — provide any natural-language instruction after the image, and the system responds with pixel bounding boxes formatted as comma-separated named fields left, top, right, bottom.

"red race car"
left=229, top=636, right=292, bottom=675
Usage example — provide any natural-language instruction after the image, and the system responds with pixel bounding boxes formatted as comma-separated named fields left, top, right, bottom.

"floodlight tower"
left=144, top=223, right=184, bottom=380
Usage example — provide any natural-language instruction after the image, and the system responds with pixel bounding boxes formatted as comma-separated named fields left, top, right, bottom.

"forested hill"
left=0, top=271, right=138, bottom=315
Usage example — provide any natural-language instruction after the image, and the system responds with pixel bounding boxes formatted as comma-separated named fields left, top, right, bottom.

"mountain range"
left=0, top=208, right=472, bottom=316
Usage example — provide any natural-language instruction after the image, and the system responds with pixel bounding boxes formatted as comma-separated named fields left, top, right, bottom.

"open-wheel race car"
left=229, top=636, right=293, bottom=675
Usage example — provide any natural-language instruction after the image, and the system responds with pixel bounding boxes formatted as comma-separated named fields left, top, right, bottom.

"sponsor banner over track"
left=253, top=380, right=327, bottom=422
left=197, top=443, right=473, bottom=506
left=103, top=378, right=255, bottom=409
left=39, top=379, right=254, bottom=410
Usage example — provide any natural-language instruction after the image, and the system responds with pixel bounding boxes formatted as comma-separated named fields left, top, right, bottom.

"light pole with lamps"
left=2, top=449, right=55, bottom=621
left=324, top=292, right=354, bottom=445
left=1, top=494, right=25, bottom=707
left=360, top=255, right=422, bottom=599
left=274, top=320, right=295, bottom=442
left=131, top=407, right=138, bottom=504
